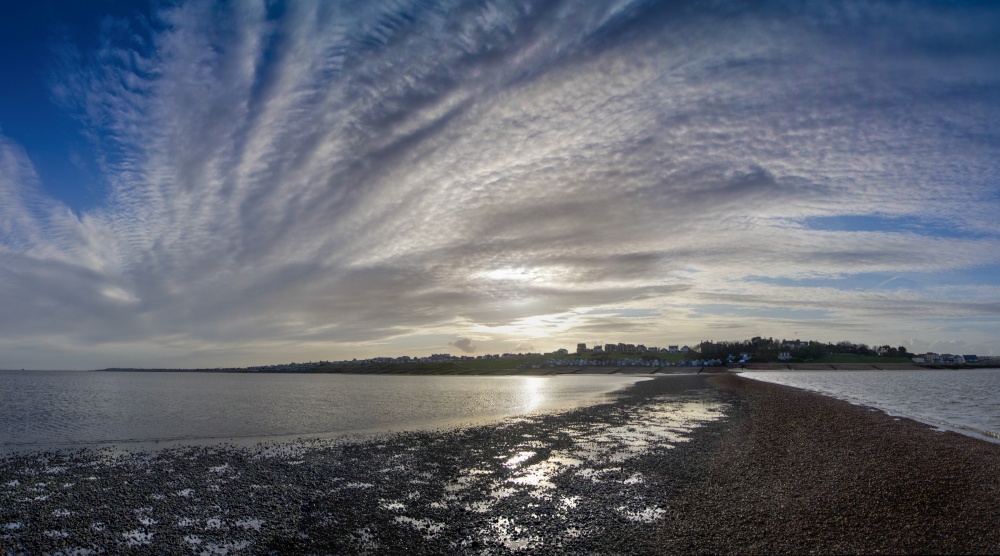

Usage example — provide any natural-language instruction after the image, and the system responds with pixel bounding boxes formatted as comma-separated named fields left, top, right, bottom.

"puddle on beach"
left=395, top=390, right=728, bottom=550
left=1, top=389, right=728, bottom=553
left=486, top=516, right=542, bottom=551
left=395, top=516, right=446, bottom=539
left=618, top=505, right=668, bottom=523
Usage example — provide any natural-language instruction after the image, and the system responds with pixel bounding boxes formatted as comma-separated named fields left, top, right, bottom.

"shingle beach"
left=3, top=373, right=999, bottom=554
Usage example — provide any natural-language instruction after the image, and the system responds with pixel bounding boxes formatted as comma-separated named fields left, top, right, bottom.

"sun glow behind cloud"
left=479, top=268, right=541, bottom=283
left=1, top=0, right=999, bottom=369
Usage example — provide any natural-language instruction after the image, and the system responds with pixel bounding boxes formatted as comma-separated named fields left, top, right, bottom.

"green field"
left=310, top=351, right=923, bottom=373
left=312, top=354, right=553, bottom=374
left=311, top=351, right=696, bottom=374
left=809, top=354, right=912, bottom=364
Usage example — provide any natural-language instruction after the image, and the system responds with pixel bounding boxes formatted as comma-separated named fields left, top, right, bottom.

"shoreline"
left=3, top=375, right=999, bottom=553
left=1, top=375, right=727, bottom=553
left=8, top=362, right=994, bottom=374
left=90, top=367, right=729, bottom=375
left=657, top=374, right=1000, bottom=554
left=740, top=362, right=994, bottom=371
left=739, top=368, right=1000, bottom=446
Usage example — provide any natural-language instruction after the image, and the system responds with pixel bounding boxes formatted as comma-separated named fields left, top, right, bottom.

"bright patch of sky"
left=1, top=0, right=999, bottom=369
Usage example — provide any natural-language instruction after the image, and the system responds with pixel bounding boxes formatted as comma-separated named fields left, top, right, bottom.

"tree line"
left=696, top=337, right=909, bottom=361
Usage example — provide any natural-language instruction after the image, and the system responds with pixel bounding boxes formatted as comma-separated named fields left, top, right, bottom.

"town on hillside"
left=316, top=337, right=993, bottom=369
left=99, top=337, right=996, bottom=373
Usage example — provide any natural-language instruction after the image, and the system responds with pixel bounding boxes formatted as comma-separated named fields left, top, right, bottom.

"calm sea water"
left=742, top=368, right=1000, bottom=443
left=0, top=371, right=645, bottom=454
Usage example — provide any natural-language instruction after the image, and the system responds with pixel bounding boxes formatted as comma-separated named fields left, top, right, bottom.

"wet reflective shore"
left=1, top=375, right=731, bottom=554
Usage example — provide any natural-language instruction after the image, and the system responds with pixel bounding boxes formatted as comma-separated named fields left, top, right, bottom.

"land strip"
left=655, top=374, right=1000, bottom=554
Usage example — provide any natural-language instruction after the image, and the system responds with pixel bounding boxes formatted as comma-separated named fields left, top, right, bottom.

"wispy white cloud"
left=2, top=0, right=999, bottom=368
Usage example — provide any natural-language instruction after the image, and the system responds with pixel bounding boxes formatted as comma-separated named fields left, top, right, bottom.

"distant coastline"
left=93, top=366, right=710, bottom=375
left=92, top=361, right=999, bottom=374
left=77, top=335, right=996, bottom=374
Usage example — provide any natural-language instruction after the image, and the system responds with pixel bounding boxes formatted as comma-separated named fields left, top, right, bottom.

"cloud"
left=2, top=0, right=1000, bottom=367
left=449, top=337, right=477, bottom=353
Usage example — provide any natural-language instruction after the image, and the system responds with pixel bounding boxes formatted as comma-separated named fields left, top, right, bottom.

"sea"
left=0, top=370, right=645, bottom=454
left=741, top=368, right=1000, bottom=443
left=6, top=368, right=1000, bottom=455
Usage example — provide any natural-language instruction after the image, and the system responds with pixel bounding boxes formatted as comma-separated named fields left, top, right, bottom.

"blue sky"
left=1, top=0, right=999, bottom=369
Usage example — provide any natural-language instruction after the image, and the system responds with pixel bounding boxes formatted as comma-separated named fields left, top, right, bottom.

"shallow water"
left=0, top=379, right=728, bottom=553
left=0, top=371, right=646, bottom=453
left=741, top=368, right=1000, bottom=442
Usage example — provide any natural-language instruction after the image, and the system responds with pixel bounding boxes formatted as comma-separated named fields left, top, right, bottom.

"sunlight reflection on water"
left=0, top=372, right=645, bottom=453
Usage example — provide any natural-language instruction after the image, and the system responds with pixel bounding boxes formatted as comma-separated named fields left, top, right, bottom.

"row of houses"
left=547, top=357, right=725, bottom=368
left=576, top=343, right=692, bottom=354
left=248, top=361, right=328, bottom=372
left=912, top=353, right=979, bottom=364
left=342, top=351, right=548, bottom=365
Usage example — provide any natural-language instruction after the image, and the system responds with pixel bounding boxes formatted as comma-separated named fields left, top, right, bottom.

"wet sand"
left=3, top=374, right=999, bottom=554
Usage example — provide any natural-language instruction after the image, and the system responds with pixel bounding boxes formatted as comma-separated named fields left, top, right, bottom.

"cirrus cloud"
left=1, top=0, right=999, bottom=368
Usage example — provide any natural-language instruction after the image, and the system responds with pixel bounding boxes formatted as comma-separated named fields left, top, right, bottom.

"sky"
left=1, top=0, right=999, bottom=370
